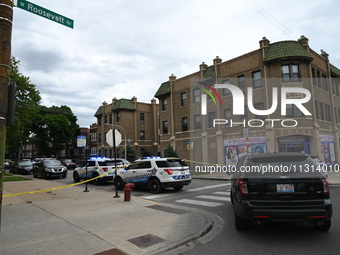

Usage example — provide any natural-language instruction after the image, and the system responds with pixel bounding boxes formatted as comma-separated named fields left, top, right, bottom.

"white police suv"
left=114, top=157, right=191, bottom=194
left=73, top=157, right=130, bottom=185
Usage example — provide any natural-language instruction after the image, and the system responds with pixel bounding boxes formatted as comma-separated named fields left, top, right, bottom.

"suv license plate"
left=276, top=184, right=294, bottom=192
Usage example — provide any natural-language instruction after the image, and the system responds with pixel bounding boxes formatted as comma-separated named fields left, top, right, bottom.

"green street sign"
left=14, top=0, right=74, bottom=29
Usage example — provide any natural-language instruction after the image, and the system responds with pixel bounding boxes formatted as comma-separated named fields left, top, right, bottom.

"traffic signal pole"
left=0, top=0, right=14, bottom=233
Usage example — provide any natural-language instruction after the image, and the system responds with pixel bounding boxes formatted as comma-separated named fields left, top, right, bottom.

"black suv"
left=230, top=153, right=332, bottom=231
left=33, top=159, right=67, bottom=179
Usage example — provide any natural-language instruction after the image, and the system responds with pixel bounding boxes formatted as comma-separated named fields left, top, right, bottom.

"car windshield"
left=44, top=160, right=62, bottom=167
left=64, top=159, right=72, bottom=163
left=156, top=159, right=188, bottom=168
left=18, top=161, right=32, bottom=166
left=99, top=160, right=123, bottom=166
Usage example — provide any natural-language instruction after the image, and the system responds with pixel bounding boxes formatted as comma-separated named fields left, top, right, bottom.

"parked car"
left=114, top=157, right=191, bottom=194
left=73, top=157, right=130, bottom=185
left=11, top=160, right=33, bottom=175
left=61, top=159, right=78, bottom=170
left=230, top=152, right=332, bottom=231
left=33, top=159, right=67, bottom=179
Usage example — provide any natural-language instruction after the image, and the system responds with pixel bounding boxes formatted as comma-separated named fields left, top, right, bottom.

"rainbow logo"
left=198, top=82, right=222, bottom=107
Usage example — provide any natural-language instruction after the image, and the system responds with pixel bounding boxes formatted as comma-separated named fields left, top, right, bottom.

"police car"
left=114, top=157, right=191, bottom=194
left=73, top=157, right=130, bottom=185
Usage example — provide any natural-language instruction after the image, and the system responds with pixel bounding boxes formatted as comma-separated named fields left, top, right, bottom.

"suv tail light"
left=238, top=179, right=248, bottom=195
left=322, top=177, right=329, bottom=194
left=102, top=167, right=108, bottom=172
left=164, top=169, right=173, bottom=175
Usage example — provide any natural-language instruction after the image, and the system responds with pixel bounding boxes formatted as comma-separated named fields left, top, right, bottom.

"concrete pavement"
left=1, top=170, right=339, bottom=255
left=0, top=176, right=224, bottom=255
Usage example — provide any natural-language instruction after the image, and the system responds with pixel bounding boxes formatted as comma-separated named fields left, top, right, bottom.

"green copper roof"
left=112, top=99, right=136, bottom=111
left=154, top=81, right=171, bottom=98
left=203, top=65, right=215, bottom=78
left=94, top=106, right=102, bottom=117
left=263, top=41, right=313, bottom=63
left=330, top=64, right=340, bottom=77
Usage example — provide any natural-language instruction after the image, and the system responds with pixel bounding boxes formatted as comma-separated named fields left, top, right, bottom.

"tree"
left=30, top=105, right=79, bottom=157
left=6, top=56, right=41, bottom=160
left=124, top=145, right=137, bottom=162
left=164, top=144, right=178, bottom=158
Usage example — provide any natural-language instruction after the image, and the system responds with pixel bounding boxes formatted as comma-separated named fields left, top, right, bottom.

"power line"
left=244, top=0, right=299, bottom=39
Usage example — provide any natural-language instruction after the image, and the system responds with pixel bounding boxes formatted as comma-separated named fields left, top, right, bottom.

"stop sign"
left=106, top=129, right=122, bottom=147
left=244, top=137, right=251, bottom=148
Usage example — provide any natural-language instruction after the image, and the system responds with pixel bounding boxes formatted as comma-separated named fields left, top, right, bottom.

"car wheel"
left=173, top=185, right=183, bottom=191
left=92, top=172, right=102, bottom=185
left=73, top=172, right=81, bottom=183
left=114, top=177, right=124, bottom=190
left=33, top=172, right=38, bottom=178
left=234, top=211, right=248, bottom=230
left=43, top=172, right=50, bottom=180
left=313, top=219, right=331, bottom=231
left=149, top=179, right=162, bottom=194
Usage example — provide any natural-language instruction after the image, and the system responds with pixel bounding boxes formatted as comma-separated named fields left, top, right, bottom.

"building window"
left=224, top=109, right=232, bottom=122
left=162, top=98, right=168, bottom=111
left=315, top=101, right=319, bottom=119
left=140, top=113, right=145, bottom=123
left=98, top=134, right=102, bottom=143
left=282, top=64, right=300, bottom=82
left=109, top=114, right=112, bottom=124
left=286, top=104, right=304, bottom=117
left=104, top=115, right=108, bottom=124
left=182, top=117, right=188, bottom=131
left=194, top=115, right=201, bottom=130
left=319, top=102, right=325, bottom=120
left=140, top=130, right=145, bottom=140
left=322, top=74, right=329, bottom=91
left=254, top=103, right=265, bottom=120
left=140, top=148, right=146, bottom=157
left=252, top=70, right=262, bottom=88
left=163, top=121, right=168, bottom=134
left=116, top=112, right=120, bottom=122
left=222, top=79, right=230, bottom=96
left=238, top=75, right=245, bottom=89
left=180, top=92, right=187, bottom=106
left=208, top=112, right=215, bottom=128
left=325, top=104, right=332, bottom=122
left=193, top=88, right=200, bottom=104
left=240, top=105, right=248, bottom=119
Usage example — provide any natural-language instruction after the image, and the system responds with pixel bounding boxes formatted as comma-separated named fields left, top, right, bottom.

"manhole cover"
left=128, top=233, right=165, bottom=248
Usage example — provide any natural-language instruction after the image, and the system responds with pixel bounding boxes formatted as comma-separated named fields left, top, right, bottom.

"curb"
left=148, top=203, right=225, bottom=255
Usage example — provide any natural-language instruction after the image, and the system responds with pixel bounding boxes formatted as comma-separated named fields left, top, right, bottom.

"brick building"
left=94, top=97, right=159, bottom=158
left=155, top=35, right=340, bottom=166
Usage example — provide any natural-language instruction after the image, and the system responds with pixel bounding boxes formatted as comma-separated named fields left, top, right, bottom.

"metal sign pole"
left=113, top=128, right=119, bottom=198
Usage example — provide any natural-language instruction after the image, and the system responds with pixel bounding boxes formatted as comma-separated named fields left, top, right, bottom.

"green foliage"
left=124, top=145, right=137, bottom=162
left=6, top=57, right=41, bottom=160
left=30, top=105, right=79, bottom=157
left=6, top=56, right=79, bottom=159
left=164, top=144, right=179, bottom=158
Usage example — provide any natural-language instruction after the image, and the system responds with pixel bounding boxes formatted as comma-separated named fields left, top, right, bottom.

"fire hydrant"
left=123, top=183, right=134, bottom=202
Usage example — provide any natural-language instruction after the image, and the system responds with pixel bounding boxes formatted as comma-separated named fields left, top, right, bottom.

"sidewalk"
left=0, top=177, right=223, bottom=255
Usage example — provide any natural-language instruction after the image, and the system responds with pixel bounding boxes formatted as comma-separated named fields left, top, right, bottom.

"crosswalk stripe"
left=141, top=183, right=230, bottom=200
left=187, top=183, right=229, bottom=192
left=175, top=199, right=223, bottom=207
left=212, top=191, right=229, bottom=195
left=196, top=195, right=230, bottom=201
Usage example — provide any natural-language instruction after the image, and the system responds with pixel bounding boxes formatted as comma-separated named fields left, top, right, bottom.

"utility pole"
left=0, top=0, right=14, bottom=232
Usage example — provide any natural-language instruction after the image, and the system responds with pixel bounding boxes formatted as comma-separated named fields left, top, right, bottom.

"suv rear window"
left=156, top=159, right=188, bottom=168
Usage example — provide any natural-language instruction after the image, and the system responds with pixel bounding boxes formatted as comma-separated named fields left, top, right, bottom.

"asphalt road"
left=40, top=171, right=340, bottom=255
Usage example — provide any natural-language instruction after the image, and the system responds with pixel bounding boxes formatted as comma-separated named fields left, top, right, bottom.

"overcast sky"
left=12, top=0, right=340, bottom=127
